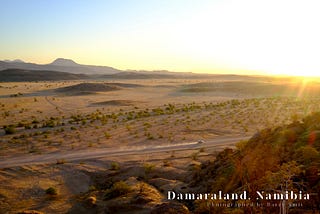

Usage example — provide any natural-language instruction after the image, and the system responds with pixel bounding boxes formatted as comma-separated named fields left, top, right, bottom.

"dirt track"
left=0, top=136, right=250, bottom=168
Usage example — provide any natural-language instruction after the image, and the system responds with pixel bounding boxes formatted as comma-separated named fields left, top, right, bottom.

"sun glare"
left=264, top=67, right=320, bottom=78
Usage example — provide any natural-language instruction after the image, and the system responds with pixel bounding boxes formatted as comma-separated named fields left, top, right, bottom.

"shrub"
left=44, top=120, right=55, bottom=128
left=4, top=125, right=16, bottom=134
left=146, top=133, right=154, bottom=140
left=85, top=196, right=97, bottom=207
left=45, top=187, right=57, bottom=195
left=104, top=132, right=111, bottom=139
left=104, top=181, right=132, bottom=200
left=163, top=160, right=172, bottom=167
left=56, top=159, right=66, bottom=164
left=171, top=151, right=175, bottom=158
left=191, top=152, right=199, bottom=161
left=88, top=185, right=97, bottom=191
left=110, top=162, right=120, bottom=170
left=143, top=163, right=155, bottom=174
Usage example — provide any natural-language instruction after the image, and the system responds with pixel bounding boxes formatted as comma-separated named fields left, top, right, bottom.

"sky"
left=1, top=0, right=320, bottom=76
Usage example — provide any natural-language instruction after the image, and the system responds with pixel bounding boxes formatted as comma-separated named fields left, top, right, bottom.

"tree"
left=261, top=161, right=303, bottom=214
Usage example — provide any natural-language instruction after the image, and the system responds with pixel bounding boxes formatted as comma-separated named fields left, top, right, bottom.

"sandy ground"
left=0, top=78, right=319, bottom=213
left=1, top=79, right=318, bottom=157
left=0, top=143, right=223, bottom=213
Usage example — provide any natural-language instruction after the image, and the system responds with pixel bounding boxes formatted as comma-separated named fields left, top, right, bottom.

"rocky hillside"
left=192, top=112, right=320, bottom=213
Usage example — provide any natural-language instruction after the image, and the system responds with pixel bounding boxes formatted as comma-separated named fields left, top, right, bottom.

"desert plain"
left=0, top=75, right=320, bottom=213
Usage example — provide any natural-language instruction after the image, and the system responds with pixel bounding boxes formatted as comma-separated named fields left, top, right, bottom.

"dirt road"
left=0, top=136, right=250, bottom=168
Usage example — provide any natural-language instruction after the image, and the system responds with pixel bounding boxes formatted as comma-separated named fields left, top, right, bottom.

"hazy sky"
left=1, top=0, right=320, bottom=76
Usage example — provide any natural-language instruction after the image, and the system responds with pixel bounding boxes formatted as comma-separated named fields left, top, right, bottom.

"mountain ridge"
left=0, top=58, right=120, bottom=75
left=3, top=59, right=25, bottom=63
left=0, top=68, right=88, bottom=81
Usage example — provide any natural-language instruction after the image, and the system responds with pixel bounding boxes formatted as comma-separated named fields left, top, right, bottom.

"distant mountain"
left=100, top=71, right=247, bottom=79
left=0, top=69, right=88, bottom=82
left=0, top=58, right=202, bottom=77
left=50, top=58, right=79, bottom=67
left=3, top=59, right=25, bottom=63
left=0, top=58, right=275, bottom=80
left=101, top=71, right=174, bottom=79
left=0, top=58, right=121, bottom=75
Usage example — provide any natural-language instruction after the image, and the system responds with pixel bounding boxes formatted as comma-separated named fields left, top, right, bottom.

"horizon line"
left=2, top=57, right=320, bottom=79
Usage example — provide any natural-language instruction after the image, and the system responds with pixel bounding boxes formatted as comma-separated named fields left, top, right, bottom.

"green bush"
left=143, top=163, right=155, bottom=174
left=104, top=181, right=132, bottom=200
